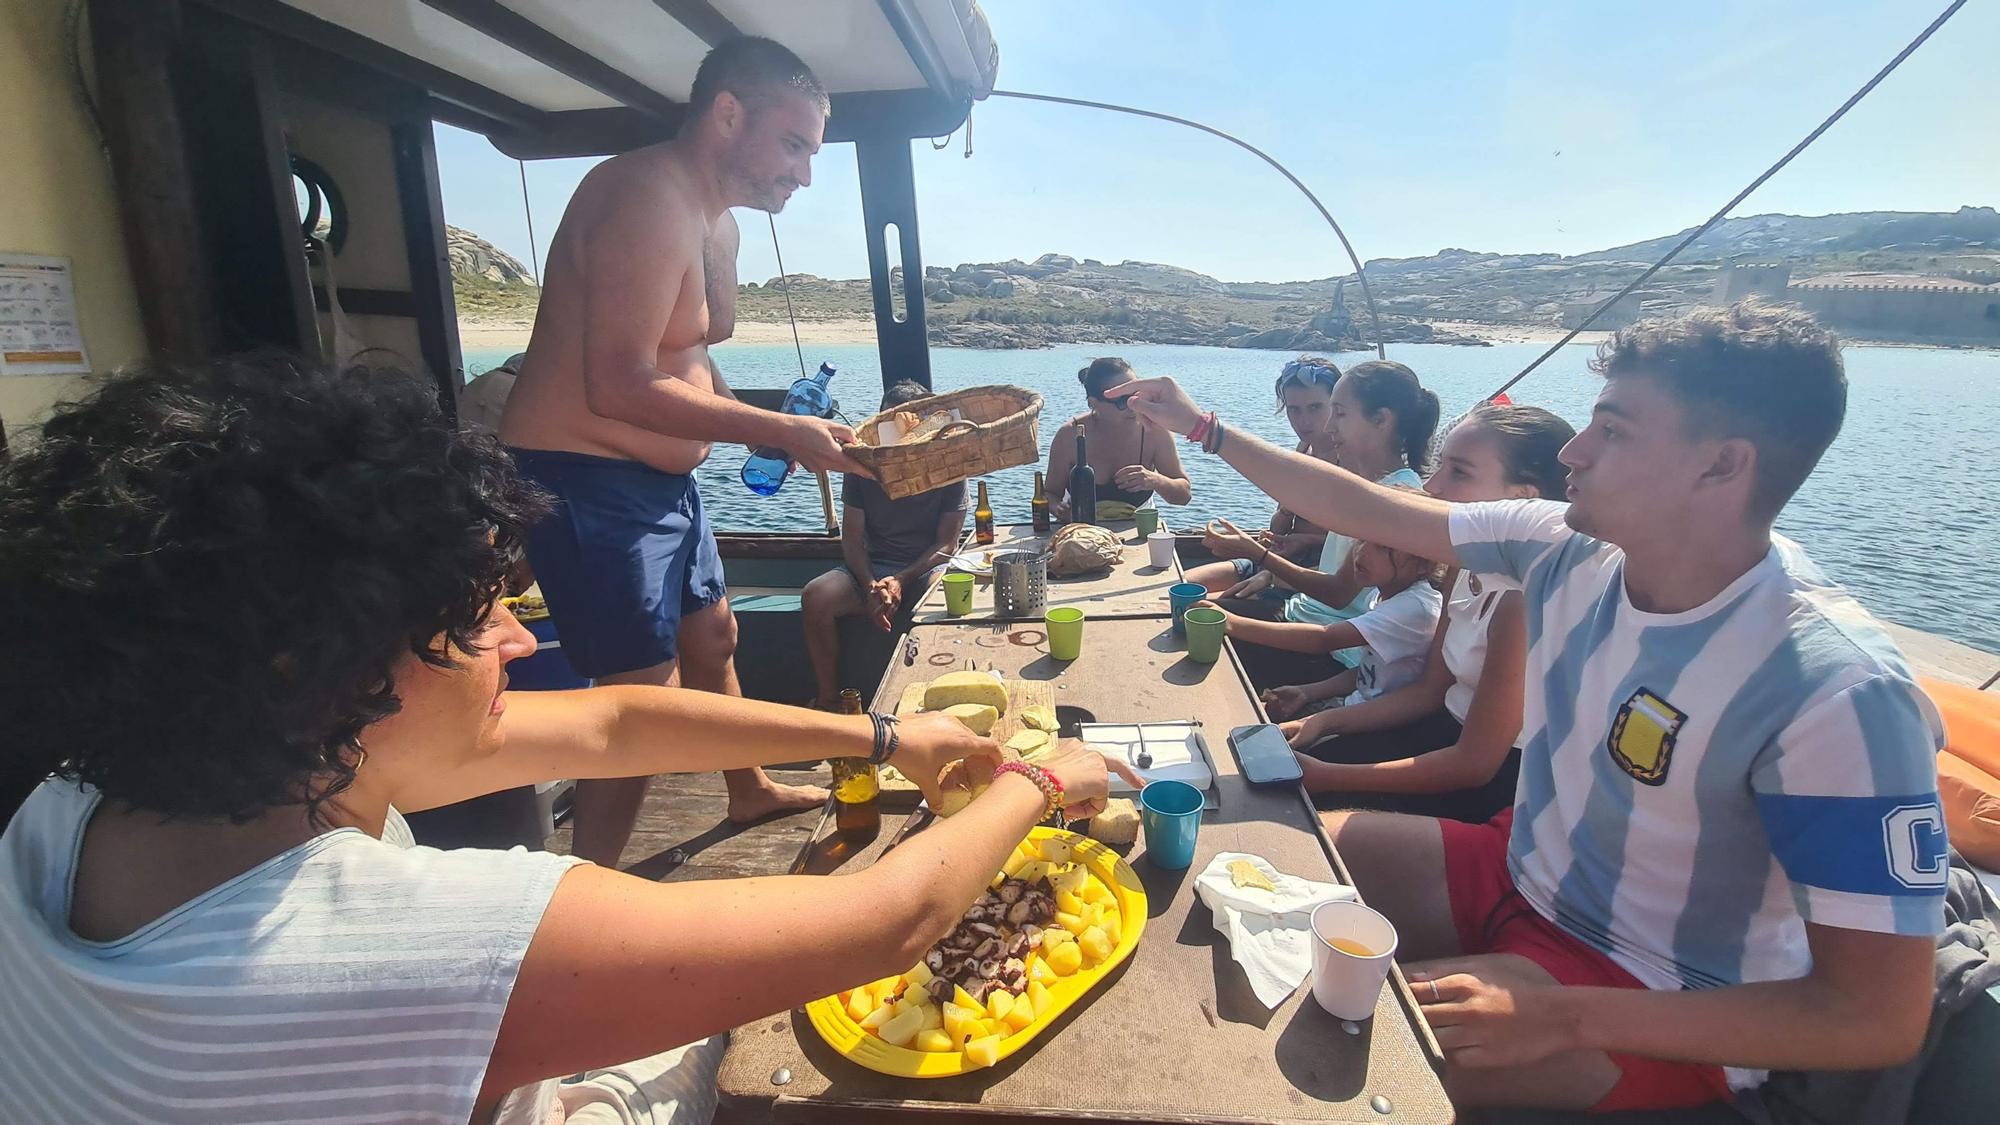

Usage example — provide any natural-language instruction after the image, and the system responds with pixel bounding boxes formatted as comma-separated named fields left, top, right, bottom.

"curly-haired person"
left=0, top=353, right=1131, bottom=1125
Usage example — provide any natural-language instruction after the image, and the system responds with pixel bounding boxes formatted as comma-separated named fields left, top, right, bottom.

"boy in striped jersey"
left=1111, top=302, right=1946, bottom=1113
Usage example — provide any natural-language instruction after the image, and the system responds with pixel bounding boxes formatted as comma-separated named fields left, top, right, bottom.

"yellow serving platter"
left=805, top=827, right=1146, bottom=1077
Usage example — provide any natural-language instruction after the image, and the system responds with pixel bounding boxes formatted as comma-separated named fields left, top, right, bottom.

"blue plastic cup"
left=1140, top=779, right=1204, bottom=871
left=1169, top=582, right=1206, bottom=637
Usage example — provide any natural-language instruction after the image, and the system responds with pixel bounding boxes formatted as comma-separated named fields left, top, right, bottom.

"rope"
left=517, top=160, right=541, bottom=283
left=1485, top=0, right=1968, bottom=402
left=987, top=90, right=1385, bottom=360
left=767, top=213, right=809, bottom=381
left=765, top=214, right=836, bottom=532
left=1980, top=668, right=1999, bottom=692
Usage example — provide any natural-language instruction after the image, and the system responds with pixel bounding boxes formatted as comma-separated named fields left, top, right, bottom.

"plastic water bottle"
left=742, top=362, right=837, bottom=495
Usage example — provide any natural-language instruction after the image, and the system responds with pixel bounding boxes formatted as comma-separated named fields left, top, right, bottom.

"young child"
left=1202, top=361, right=1439, bottom=678
left=1209, top=532, right=1442, bottom=708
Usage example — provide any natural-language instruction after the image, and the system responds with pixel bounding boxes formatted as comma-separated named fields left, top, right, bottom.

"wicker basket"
left=849, top=384, right=1043, bottom=500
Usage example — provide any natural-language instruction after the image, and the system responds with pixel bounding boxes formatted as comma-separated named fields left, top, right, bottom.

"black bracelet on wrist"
left=866, top=712, right=900, bottom=765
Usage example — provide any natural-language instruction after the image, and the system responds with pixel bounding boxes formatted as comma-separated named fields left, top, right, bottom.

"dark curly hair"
left=1591, top=299, right=1844, bottom=519
left=0, top=353, right=549, bottom=823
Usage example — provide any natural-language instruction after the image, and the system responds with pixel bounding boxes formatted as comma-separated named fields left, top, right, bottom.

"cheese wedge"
left=923, top=670, right=1009, bottom=713
left=1020, top=705, right=1058, bottom=733
left=942, top=703, right=1000, bottom=736
left=1004, top=730, right=1052, bottom=759
left=1088, top=798, right=1141, bottom=846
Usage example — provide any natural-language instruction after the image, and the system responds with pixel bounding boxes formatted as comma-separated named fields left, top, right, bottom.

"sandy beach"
left=1420, top=319, right=1612, bottom=347
left=458, top=315, right=879, bottom=351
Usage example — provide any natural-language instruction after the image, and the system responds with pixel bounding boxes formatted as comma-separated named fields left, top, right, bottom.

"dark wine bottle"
left=1068, top=429, right=1097, bottom=525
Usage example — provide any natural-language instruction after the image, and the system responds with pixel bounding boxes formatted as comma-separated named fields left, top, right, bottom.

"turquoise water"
left=467, top=341, right=2000, bottom=654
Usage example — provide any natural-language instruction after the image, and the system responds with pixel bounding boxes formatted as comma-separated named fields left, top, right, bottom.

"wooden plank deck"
left=544, top=766, right=831, bottom=880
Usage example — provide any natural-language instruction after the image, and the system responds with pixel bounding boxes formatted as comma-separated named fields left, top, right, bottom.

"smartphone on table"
left=1228, top=723, right=1304, bottom=785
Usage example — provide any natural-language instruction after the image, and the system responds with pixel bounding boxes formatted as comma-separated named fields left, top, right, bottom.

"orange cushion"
left=1922, top=677, right=2000, bottom=868
left=1938, top=750, right=2000, bottom=870
left=1922, top=677, right=2000, bottom=778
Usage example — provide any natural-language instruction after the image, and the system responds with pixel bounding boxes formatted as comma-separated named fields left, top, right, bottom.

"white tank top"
left=1441, top=569, right=1504, bottom=725
left=0, top=779, right=585, bottom=1124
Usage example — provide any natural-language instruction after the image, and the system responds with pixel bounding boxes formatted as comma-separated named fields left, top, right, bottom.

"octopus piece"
left=926, top=976, right=955, bottom=1005
left=1004, top=931, right=1033, bottom=960
left=974, top=957, right=1003, bottom=981
left=996, top=879, right=1026, bottom=905
left=971, top=936, right=1004, bottom=962
left=924, top=948, right=946, bottom=973
left=965, top=920, right=1002, bottom=939
left=1005, top=897, right=1037, bottom=927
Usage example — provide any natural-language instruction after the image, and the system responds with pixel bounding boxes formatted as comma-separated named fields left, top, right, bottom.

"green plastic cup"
left=1183, top=606, right=1227, bottom=664
left=942, top=572, right=976, bottom=616
left=1045, top=607, right=1085, bottom=661
left=1134, top=507, right=1161, bottom=537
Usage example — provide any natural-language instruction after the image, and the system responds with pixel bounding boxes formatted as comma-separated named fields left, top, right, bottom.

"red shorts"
left=1439, top=810, right=1734, bottom=1113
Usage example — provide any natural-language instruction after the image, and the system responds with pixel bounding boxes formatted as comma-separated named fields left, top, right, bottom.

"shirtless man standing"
left=502, top=38, right=856, bottom=864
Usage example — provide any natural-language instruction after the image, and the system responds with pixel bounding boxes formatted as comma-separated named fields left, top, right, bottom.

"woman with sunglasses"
left=1184, top=356, right=1342, bottom=615
left=1044, top=357, right=1192, bottom=520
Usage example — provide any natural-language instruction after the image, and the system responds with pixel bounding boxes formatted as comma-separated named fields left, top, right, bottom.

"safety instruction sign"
left=0, top=253, right=90, bottom=375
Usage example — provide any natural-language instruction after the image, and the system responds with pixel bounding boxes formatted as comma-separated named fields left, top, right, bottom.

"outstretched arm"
left=1222, top=610, right=1362, bottom=656
left=1107, top=378, right=1457, bottom=565
left=484, top=741, right=1144, bottom=1110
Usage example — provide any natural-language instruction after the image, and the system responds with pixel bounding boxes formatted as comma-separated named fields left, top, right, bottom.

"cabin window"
left=289, top=155, right=348, bottom=255
left=1985, top=302, right=1998, bottom=321
left=883, top=222, right=908, bottom=324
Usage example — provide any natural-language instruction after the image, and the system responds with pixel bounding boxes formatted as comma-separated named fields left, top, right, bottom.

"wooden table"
left=715, top=612, right=1453, bottom=1124
left=909, top=521, right=1186, bottom=626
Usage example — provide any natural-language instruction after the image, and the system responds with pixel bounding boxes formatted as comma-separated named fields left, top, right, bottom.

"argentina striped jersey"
left=1449, top=500, right=1947, bottom=999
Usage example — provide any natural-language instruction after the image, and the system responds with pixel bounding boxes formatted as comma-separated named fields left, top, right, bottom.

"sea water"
left=465, top=341, right=2000, bottom=652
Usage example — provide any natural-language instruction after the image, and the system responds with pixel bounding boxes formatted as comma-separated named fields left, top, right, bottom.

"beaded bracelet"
left=1201, top=416, right=1227, bottom=456
left=992, top=760, right=1064, bottom=821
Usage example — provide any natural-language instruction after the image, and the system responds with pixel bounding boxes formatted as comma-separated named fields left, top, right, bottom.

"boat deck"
left=544, top=766, right=830, bottom=878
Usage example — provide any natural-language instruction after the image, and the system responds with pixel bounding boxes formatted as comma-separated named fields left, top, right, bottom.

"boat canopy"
left=223, top=0, right=999, bottom=157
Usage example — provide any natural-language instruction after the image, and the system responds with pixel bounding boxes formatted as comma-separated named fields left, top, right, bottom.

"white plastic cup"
left=1309, top=899, right=1399, bottom=1020
left=1146, top=531, right=1177, bottom=569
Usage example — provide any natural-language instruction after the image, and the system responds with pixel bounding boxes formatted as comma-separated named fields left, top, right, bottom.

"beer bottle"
left=973, top=480, right=995, bottom=545
left=1031, top=471, right=1051, bottom=533
left=831, top=688, right=880, bottom=841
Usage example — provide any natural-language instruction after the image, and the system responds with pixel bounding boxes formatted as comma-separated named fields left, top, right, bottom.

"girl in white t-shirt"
left=1206, top=536, right=1443, bottom=702
left=1262, top=403, right=1576, bottom=823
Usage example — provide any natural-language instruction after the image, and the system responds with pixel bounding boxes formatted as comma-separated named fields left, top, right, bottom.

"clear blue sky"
left=434, top=0, right=1995, bottom=287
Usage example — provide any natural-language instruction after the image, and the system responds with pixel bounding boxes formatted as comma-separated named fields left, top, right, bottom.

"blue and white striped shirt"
left=1450, top=500, right=1947, bottom=1002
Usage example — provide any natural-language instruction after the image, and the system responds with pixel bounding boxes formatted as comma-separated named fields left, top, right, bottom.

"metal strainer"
left=990, top=550, right=1047, bottom=619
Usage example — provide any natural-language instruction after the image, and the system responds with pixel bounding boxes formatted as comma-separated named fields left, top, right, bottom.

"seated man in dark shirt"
left=801, top=380, right=968, bottom=706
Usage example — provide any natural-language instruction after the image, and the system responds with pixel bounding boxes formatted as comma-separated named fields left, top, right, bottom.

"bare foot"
left=727, top=778, right=829, bottom=823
